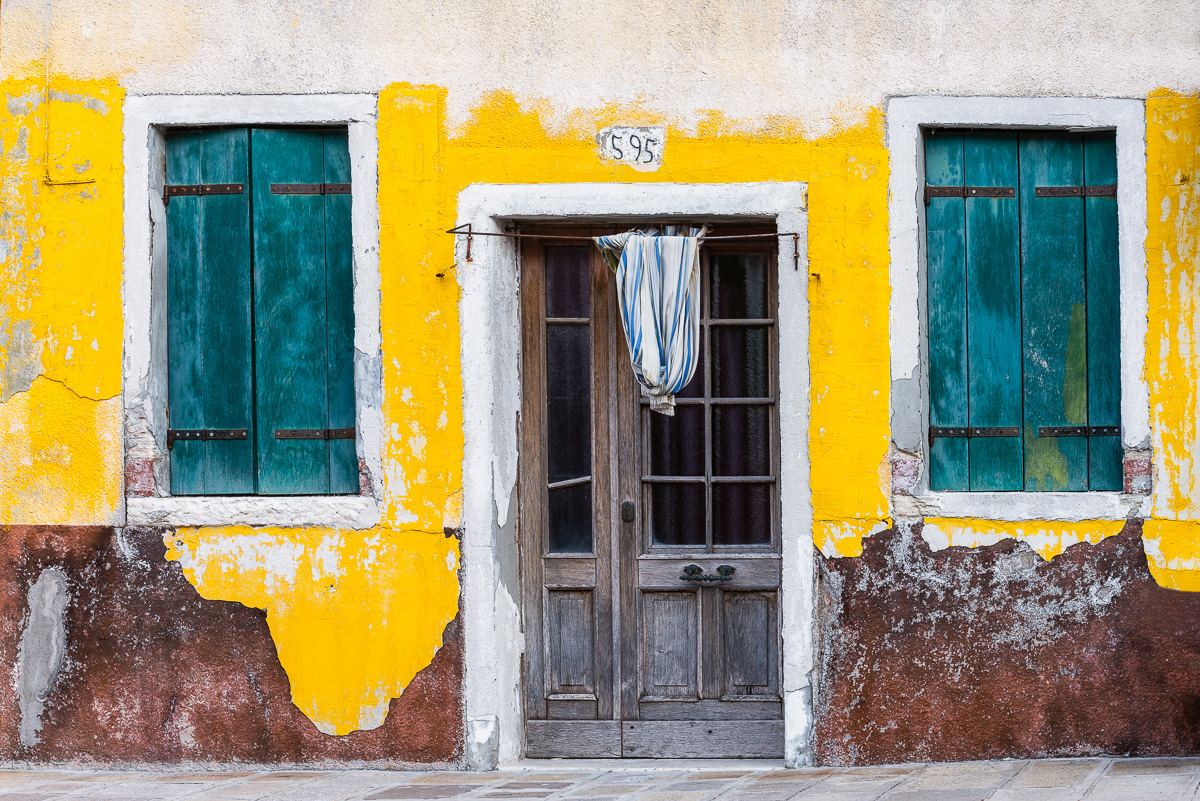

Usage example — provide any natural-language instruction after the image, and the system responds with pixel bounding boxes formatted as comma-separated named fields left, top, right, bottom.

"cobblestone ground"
left=2, top=758, right=1200, bottom=800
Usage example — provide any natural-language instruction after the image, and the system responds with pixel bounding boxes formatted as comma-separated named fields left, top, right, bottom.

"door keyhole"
left=621, top=501, right=635, bottom=523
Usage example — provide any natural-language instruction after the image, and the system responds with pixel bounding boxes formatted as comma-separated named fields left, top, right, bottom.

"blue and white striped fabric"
left=594, top=225, right=706, bottom=415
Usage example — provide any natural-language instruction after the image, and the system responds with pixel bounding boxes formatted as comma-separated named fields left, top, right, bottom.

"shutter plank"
left=1084, top=132, right=1122, bottom=490
left=924, top=133, right=969, bottom=491
left=324, top=132, right=358, bottom=493
left=166, top=129, right=254, bottom=495
left=1021, top=133, right=1088, bottom=491
left=198, top=129, right=255, bottom=493
left=964, top=132, right=1022, bottom=490
left=253, top=129, right=331, bottom=494
left=166, top=133, right=205, bottom=494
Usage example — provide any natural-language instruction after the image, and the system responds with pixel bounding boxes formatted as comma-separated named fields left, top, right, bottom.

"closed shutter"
left=166, top=129, right=255, bottom=495
left=252, top=129, right=356, bottom=495
left=925, top=130, right=1121, bottom=492
left=166, top=127, right=355, bottom=496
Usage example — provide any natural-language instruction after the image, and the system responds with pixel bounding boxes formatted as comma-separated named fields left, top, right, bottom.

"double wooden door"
left=520, top=229, right=784, bottom=759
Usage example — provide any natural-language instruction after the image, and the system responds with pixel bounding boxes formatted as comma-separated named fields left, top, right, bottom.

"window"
left=643, top=248, right=779, bottom=548
left=164, top=127, right=356, bottom=496
left=925, top=130, right=1121, bottom=492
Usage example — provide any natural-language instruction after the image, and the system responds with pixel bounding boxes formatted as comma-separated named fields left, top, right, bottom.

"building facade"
left=1, top=0, right=1199, bottom=768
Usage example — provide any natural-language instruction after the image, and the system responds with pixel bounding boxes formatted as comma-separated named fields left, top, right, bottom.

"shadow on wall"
left=817, top=520, right=1200, bottom=765
left=0, top=526, right=463, bottom=765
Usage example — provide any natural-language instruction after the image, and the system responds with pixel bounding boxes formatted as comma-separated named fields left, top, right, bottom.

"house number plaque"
left=598, top=126, right=665, bottom=171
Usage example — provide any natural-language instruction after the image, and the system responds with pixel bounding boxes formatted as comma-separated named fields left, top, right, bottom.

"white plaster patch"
left=597, top=126, right=666, bottom=171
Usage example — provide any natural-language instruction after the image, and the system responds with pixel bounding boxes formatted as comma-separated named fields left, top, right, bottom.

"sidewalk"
left=2, top=757, right=1200, bottom=800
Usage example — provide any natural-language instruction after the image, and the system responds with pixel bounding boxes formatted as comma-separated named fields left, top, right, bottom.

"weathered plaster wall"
left=0, top=526, right=462, bottom=763
left=817, top=521, right=1200, bottom=764
left=2, top=0, right=1200, bottom=766
left=2, top=0, right=1199, bottom=133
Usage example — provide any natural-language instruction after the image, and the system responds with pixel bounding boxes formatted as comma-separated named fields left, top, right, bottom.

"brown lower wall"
left=816, top=519, right=1200, bottom=765
left=0, top=526, right=463, bottom=765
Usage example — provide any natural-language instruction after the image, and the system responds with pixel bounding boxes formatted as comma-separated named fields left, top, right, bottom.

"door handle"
left=679, top=564, right=736, bottom=582
left=621, top=501, right=635, bottom=522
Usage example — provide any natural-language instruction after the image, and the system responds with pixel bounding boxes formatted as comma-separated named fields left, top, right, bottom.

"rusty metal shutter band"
left=269, top=183, right=351, bottom=195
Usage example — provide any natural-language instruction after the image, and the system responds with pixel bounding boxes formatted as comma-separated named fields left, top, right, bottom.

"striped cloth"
left=594, top=225, right=706, bottom=415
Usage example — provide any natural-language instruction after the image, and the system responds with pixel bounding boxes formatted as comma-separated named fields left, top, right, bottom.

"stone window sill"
left=126, top=495, right=381, bottom=529
left=894, top=491, right=1151, bottom=522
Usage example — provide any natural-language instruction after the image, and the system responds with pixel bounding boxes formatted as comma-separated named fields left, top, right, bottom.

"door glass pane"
left=546, top=324, right=591, bottom=483
left=549, top=482, right=592, bottom=553
left=650, top=483, right=705, bottom=546
left=711, top=254, right=769, bottom=319
left=713, top=483, right=771, bottom=545
left=713, top=406, right=770, bottom=476
left=546, top=246, right=591, bottom=318
left=712, top=327, right=770, bottom=397
left=649, top=406, right=705, bottom=476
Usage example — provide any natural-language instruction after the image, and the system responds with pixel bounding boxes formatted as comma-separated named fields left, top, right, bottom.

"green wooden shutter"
left=1021, top=133, right=1089, bottom=491
left=964, top=132, right=1022, bottom=490
left=251, top=128, right=356, bottom=495
left=1083, top=133, right=1122, bottom=490
left=926, top=132, right=969, bottom=491
left=925, top=130, right=1120, bottom=492
left=166, top=129, right=255, bottom=495
left=323, top=132, right=359, bottom=493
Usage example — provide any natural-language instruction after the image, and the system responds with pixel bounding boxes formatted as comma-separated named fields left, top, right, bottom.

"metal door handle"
left=621, top=501, right=635, bottom=522
left=679, top=564, right=735, bottom=582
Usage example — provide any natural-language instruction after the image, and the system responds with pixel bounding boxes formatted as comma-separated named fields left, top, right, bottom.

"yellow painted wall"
left=4, top=72, right=1200, bottom=736
left=0, top=77, right=124, bottom=525
left=1144, top=91, right=1200, bottom=590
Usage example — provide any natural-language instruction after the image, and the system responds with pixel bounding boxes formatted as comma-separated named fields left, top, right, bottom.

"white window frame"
left=121, top=95, right=383, bottom=529
left=888, top=96, right=1151, bottom=522
left=456, top=182, right=813, bottom=768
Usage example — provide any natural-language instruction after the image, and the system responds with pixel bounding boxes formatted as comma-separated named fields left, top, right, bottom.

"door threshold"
left=501, top=758, right=787, bottom=772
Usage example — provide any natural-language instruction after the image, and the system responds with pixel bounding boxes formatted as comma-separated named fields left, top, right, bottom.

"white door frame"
left=456, top=182, right=814, bottom=768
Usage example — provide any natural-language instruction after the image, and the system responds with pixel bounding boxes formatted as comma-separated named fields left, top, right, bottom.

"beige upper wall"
left=2, top=0, right=1198, bottom=131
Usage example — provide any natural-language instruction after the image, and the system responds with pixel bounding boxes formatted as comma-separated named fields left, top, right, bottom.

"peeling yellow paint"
left=164, top=526, right=460, bottom=736
left=921, top=519, right=1125, bottom=562
left=0, top=375, right=122, bottom=525
left=1143, top=90, right=1200, bottom=589
left=0, top=77, right=123, bottom=525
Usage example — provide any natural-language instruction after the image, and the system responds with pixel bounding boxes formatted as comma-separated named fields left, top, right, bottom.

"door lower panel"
left=622, top=720, right=784, bottom=758
left=526, top=721, right=621, bottom=758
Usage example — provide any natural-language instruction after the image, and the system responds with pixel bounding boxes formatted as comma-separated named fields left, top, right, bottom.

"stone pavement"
left=2, top=758, right=1200, bottom=800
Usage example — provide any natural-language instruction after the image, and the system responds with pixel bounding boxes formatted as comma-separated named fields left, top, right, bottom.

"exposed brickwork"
left=124, top=459, right=157, bottom=498
left=890, top=452, right=921, bottom=495
left=0, top=526, right=463, bottom=765
left=816, top=520, right=1200, bottom=765
left=1125, top=453, right=1152, bottom=494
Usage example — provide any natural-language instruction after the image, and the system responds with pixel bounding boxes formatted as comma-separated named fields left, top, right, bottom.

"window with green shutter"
left=925, top=129, right=1121, bottom=492
left=165, top=126, right=357, bottom=496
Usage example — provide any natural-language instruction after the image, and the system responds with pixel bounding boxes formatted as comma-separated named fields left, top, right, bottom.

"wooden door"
left=521, top=231, right=783, bottom=759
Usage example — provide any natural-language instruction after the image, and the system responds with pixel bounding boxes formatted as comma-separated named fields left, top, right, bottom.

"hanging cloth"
left=594, top=225, right=706, bottom=415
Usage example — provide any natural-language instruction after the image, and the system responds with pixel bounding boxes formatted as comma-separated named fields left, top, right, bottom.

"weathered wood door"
left=521, top=230, right=783, bottom=759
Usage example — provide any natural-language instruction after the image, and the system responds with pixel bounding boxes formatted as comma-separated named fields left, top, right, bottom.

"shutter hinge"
left=929, top=426, right=1019, bottom=447
left=167, top=428, right=248, bottom=449
left=274, top=428, right=356, bottom=440
left=1035, top=184, right=1117, bottom=198
left=924, top=185, right=1015, bottom=205
left=1038, top=426, right=1120, bottom=437
left=163, top=183, right=244, bottom=206
left=269, top=183, right=351, bottom=195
